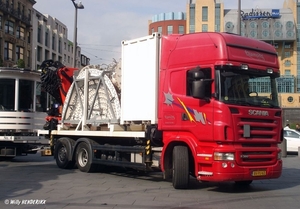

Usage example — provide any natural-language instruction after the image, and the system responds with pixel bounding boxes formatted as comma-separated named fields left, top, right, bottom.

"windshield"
left=217, top=68, right=280, bottom=108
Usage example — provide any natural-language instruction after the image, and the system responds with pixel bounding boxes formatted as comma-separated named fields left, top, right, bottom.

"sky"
left=34, top=0, right=285, bottom=65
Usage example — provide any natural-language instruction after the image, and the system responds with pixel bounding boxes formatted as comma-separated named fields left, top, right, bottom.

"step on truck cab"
left=40, top=32, right=282, bottom=189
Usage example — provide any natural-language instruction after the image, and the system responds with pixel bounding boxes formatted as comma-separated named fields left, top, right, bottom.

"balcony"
left=0, top=3, right=31, bottom=27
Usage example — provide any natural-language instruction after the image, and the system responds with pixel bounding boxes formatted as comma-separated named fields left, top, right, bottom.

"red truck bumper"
left=197, top=160, right=282, bottom=182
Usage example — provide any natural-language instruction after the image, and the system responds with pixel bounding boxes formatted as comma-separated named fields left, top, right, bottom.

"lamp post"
left=237, top=0, right=241, bottom=35
left=71, top=0, right=84, bottom=68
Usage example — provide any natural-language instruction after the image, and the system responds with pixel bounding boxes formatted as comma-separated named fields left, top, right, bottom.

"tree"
left=17, top=59, right=25, bottom=68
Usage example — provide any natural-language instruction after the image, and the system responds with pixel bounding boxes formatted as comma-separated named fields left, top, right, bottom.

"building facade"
left=148, top=12, right=186, bottom=35
left=186, top=0, right=224, bottom=33
left=32, top=10, right=82, bottom=70
left=0, top=0, right=35, bottom=68
left=185, top=0, right=300, bottom=108
left=223, top=7, right=298, bottom=107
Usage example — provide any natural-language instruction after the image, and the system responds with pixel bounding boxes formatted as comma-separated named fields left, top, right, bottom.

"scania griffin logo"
left=248, top=109, right=269, bottom=116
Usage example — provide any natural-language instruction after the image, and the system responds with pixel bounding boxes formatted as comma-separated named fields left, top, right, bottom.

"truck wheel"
left=76, top=142, right=96, bottom=172
left=172, top=145, right=189, bottom=189
left=54, top=138, right=75, bottom=169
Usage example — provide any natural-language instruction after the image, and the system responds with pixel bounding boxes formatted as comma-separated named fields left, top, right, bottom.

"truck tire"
left=172, top=145, right=189, bottom=189
left=76, top=142, right=96, bottom=173
left=54, top=138, right=75, bottom=169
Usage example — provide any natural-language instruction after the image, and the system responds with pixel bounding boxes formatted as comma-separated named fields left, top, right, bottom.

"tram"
left=0, top=67, right=48, bottom=158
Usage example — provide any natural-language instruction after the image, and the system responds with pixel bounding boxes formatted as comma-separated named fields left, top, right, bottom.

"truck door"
left=160, top=66, right=214, bottom=141
left=183, top=66, right=214, bottom=142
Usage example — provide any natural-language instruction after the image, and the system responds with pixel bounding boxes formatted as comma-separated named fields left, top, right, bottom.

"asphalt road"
left=0, top=153, right=299, bottom=209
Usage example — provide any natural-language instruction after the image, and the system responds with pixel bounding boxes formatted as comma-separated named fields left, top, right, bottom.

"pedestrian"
left=295, top=124, right=300, bottom=132
left=284, top=124, right=291, bottom=130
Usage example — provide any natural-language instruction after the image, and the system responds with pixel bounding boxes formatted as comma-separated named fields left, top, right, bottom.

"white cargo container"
left=121, top=33, right=161, bottom=124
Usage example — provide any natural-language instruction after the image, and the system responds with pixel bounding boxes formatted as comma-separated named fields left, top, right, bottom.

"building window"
left=285, top=51, right=291, bottom=58
left=202, top=24, right=208, bottom=32
left=157, top=26, right=162, bottom=33
left=287, top=96, right=293, bottom=103
left=225, top=22, right=234, bottom=33
left=276, top=76, right=294, bottom=93
left=284, top=43, right=292, bottom=48
left=202, top=6, right=208, bottom=22
left=262, top=29, right=269, bottom=38
left=16, top=46, right=24, bottom=60
left=250, top=21, right=257, bottom=28
left=274, top=29, right=282, bottom=38
left=151, top=28, right=154, bottom=34
left=45, top=30, right=49, bottom=47
left=167, top=25, right=173, bottom=35
left=16, top=26, right=25, bottom=39
left=58, top=38, right=62, bottom=53
left=37, top=46, right=41, bottom=62
left=189, top=4, right=195, bottom=33
left=52, top=35, right=55, bottom=50
left=4, top=41, right=13, bottom=61
left=284, top=60, right=291, bottom=67
left=5, top=20, right=14, bottom=35
left=28, top=9, right=31, bottom=21
left=27, top=50, right=30, bottom=67
left=285, top=69, right=291, bottom=75
left=274, top=21, right=282, bottom=28
left=178, top=25, right=184, bottom=34
left=262, top=21, right=269, bottom=28
left=45, top=49, right=49, bottom=60
left=22, top=5, right=25, bottom=17
left=249, top=30, right=257, bottom=38
left=27, top=31, right=31, bottom=44
left=215, top=4, right=220, bottom=32
left=37, top=24, right=42, bottom=43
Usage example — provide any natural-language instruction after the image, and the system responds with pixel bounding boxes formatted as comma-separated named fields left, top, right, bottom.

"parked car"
left=283, top=129, right=300, bottom=152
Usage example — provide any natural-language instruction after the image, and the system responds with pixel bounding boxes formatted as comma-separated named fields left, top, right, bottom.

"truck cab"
left=158, top=32, right=282, bottom=187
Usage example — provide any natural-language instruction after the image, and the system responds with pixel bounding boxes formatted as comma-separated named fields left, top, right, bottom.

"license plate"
left=252, top=170, right=266, bottom=177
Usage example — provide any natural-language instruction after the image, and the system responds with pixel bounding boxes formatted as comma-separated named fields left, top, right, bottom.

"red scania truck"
left=39, top=32, right=282, bottom=189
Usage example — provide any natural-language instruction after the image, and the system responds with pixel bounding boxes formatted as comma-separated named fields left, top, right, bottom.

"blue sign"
left=241, top=9, right=280, bottom=20
left=272, top=9, right=280, bottom=18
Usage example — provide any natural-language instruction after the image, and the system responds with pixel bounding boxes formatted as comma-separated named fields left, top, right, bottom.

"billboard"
left=241, top=9, right=280, bottom=20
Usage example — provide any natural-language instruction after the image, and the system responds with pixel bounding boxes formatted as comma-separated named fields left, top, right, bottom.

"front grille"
left=236, top=149, right=277, bottom=166
left=237, top=117, right=277, bottom=141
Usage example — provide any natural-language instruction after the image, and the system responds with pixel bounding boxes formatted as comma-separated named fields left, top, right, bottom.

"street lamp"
left=237, top=0, right=241, bottom=35
left=71, top=0, right=84, bottom=68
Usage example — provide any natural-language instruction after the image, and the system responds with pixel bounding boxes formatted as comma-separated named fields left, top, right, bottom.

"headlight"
left=278, top=151, right=282, bottom=160
left=214, top=152, right=235, bottom=161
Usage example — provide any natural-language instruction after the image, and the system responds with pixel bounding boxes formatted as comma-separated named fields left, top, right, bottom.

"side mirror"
left=191, top=79, right=213, bottom=99
left=192, top=80, right=205, bottom=99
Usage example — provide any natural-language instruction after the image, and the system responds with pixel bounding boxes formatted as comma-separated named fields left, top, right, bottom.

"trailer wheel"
left=54, top=139, right=75, bottom=169
left=76, top=142, right=96, bottom=172
left=172, top=145, right=189, bottom=189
